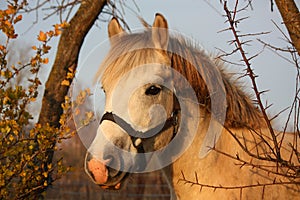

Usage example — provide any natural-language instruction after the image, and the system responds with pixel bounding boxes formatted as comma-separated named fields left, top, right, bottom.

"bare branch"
left=179, top=171, right=300, bottom=192
left=223, top=0, right=282, bottom=161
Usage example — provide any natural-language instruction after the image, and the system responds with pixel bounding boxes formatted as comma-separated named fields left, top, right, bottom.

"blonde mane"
left=97, top=30, right=264, bottom=129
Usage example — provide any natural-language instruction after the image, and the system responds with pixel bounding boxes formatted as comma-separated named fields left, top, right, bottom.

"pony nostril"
left=103, top=154, right=123, bottom=177
left=103, top=155, right=114, bottom=164
left=103, top=156, right=117, bottom=176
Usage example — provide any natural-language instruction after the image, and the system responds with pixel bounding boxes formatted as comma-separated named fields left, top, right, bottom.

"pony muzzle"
left=85, top=152, right=128, bottom=190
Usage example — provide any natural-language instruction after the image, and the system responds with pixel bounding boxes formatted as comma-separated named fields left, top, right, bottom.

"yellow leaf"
left=47, top=30, right=54, bottom=37
left=59, top=117, right=65, bottom=126
left=61, top=79, right=70, bottom=86
left=75, top=108, right=80, bottom=115
left=68, top=67, right=74, bottom=73
left=30, top=57, right=37, bottom=66
left=42, top=45, right=51, bottom=53
left=3, top=96, right=9, bottom=104
left=36, top=175, right=41, bottom=181
left=8, top=135, right=14, bottom=141
left=86, top=111, right=94, bottom=119
left=57, top=160, right=62, bottom=166
left=54, top=24, right=62, bottom=36
left=66, top=72, right=74, bottom=79
left=30, top=97, right=36, bottom=102
left=37, top=31, right=47, bottom=42
left=64, top=96, right=70, bottom=102
left=21, top=172, right=26, bottom=177
left=13, top=15, right=22, bottom=24
left=60, top=21, right=69, bottom=28
left=3, top=126, right=11, bottom=134
left=43, top=58, right=49, bottom=64
left=4, top=20, right=12, bottom=28
left=86, top=88, right=91, bottom=95
left=6, top=5, right=16, bottom=15
left=43, top=172, right=48, bottom=178
left=25, top=155, right=31, bottom=161
left=11, top=65, right=16, bottom=71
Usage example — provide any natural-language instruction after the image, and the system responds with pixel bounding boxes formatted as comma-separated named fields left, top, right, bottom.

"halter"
left=99, top=95, right=180, bottom=154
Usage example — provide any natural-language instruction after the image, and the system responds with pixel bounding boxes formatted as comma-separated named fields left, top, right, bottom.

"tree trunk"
left=39, top=0, right=107, bottom=127
left=275, top=0, right=300, bottom=56
left=37, top=0, right=107, bottom=190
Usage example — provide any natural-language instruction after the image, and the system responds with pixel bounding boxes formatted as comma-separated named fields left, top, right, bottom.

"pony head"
left=85, top=14, right=182, bottom=190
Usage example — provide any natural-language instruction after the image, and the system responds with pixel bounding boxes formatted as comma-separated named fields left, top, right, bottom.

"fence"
left=45, top=134, right=170, bottom=200
left=46, top=172, right=170, bottom=200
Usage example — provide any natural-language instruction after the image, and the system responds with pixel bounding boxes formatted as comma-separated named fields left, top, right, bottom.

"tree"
left=37, top=0, right=107, bottom=181
left=0, top=0, right=128, bottom=198
left=274, top=0, right=300, bottom=56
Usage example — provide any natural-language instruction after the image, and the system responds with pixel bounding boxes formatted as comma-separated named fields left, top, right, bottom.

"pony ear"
left=152, top=13, right=169, bottom=50
left=108, top=17, right=125, bottom=40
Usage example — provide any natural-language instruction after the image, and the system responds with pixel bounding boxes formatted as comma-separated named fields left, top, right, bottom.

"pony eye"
left=101, top=86, right=106, bottom=93
left=145, top=85, right=161, bottom=96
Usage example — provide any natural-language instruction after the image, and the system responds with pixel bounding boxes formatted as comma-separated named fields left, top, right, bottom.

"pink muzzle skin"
left=87, top=158, right=122, bottom=190
left=87, top=158, right=108, bottom=184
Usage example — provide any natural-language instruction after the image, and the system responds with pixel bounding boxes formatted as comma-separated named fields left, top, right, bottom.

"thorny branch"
left=223, top=126, right=300, bottom=178
left=181, top=0, right=300, bottom=194
left=178, top=170, right=300, bottom=199
left=222, top=0, right=300, bottom=176
left=223, top=0, right=282, bottom=160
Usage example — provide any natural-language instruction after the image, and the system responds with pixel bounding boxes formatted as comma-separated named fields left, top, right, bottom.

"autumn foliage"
left=0, top=2, right=72, bottom=199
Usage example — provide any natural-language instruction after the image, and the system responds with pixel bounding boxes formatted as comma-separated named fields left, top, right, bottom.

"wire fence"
left=45, top=134, right=170, bottom=200
left=46, top=172, right=170, bottom=200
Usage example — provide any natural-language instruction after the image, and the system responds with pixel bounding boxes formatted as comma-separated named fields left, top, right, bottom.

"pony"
left=84, top=13, right=300, bottom=199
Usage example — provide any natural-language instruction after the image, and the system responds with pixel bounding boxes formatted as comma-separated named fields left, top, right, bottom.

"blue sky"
left=79, top=0, right=298, bottom=130
left=3, top=0, right=299, bottom=130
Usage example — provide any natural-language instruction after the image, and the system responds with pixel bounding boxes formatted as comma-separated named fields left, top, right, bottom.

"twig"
left=178, top=171, right=300, bottom=192
left=223, top=0, right=282, bottom=161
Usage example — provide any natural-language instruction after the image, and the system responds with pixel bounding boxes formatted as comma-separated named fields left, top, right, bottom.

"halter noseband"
left=99, top=96, right=180, bottom=154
